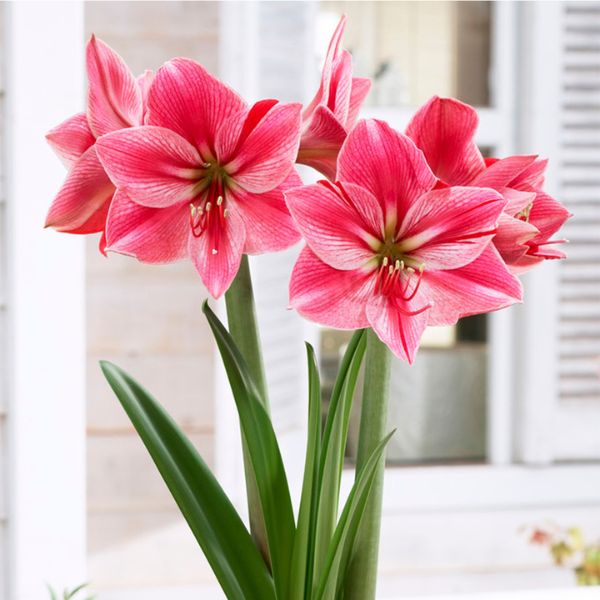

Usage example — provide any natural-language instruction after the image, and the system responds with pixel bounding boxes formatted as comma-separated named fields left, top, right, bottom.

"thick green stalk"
left=224, top=254, right=270, bottom=565
left=344, top=329, right=392, bottom=600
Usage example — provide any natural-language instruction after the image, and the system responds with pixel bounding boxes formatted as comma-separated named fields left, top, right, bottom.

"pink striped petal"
left=398, top=186, right=505, bottom=270
left=289, top=246, right=373, bottom=329
left=472, top=155, right=538, bottom=188
left=66, top=199, right=111, bottom=235
left=105, top=190, right=189, bottom=263
left=147, top=57, right=246, bottom=156
left=347, top=77, right=371, bottom=129
left=419, top=246, right=523, bottom=326
left=214, top=99, right=277, bottom=165
left=366, top=294, right=430, bottom=363
left=232, top=170, right=302, bottom=254
left=45, top=146, right=115, bottom=230
left=96, top=126, right=202, bottom=208
left=297, top=105, right=347, bottom=180
left=285, top=181, right=383, bottom=270
left=494, top=213, right=539, bottom=265
left=303, top=15, right=347, bottom=120
left=86, top=35, right=143, bottom=136
left=529, top=192, right=571, bottom=239
left=509, top=158, right=547, bottom=189
left=225, top=102, right=302, bottom=193
left=46, top=113, right=95, bottom=168
left=406, top=96, right=486, bottom=186
left=189, top=202, right=246, bottom=298
left=137, top=70, right=154, bottom=109
left=338, top=120, right=437, bottom=226
left=500, top=187, right=537, bottom=215
left=329, top=51, right=353, bottom=125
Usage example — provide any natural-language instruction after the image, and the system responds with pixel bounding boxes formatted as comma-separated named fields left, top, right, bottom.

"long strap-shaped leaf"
left=100, top=361, right=275, bottom=600
left=313, top=330, right=367, bottom=581
left=288, top=344, right=322, bottom=600
left=316, top=430, right=396, bottom=600
left=203, top=302, right=295, bottom=599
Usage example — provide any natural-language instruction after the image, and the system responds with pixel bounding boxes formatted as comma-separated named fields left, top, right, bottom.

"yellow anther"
left=216, top=196, right=224, bottom=206
left=206, top=202, right=212, bottom=212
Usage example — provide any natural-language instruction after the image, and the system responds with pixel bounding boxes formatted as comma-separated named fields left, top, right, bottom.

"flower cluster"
left=46, top=18, right=570, bottom=362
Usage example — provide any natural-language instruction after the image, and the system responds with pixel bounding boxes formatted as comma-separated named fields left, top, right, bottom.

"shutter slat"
left=558, top=2, right=600, bottom=421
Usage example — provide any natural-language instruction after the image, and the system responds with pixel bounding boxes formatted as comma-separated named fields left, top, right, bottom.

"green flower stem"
left=345, top=329, right=392, bottom=600
left=224, top=254, right=270, bottom=564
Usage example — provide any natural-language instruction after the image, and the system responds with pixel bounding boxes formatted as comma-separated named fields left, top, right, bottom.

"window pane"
left=320, top=315, right=488, bottom=466
left=318, top=1, right=492, bottom=107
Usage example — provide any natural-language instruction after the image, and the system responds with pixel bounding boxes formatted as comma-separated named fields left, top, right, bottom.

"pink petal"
left=86, top=35, right=143, bottom=136
left=137, top=70, right=154, bottom=108
left=289, top=246, right=373, bottom=329
left=494, top=213, right=539, bottom=265
left=297, top=105, right=347, bottom=180
left=528, top=192, right=571, bottom=239
left=46, top=113, right=95, bottom=168
left=366, top=294, right=430, bottom=363
left=500, top=187, right=537, bottom=215
left=225, top=102, right=302, bottom=193
left=510, top=158, right=548, bottom=189
left=329, top=51, right=353, bottom=126
left=338, top=119, right=437, bottom=225
left=105, top=190, right=189, bottom=263
left=398, top=186, right=506, bottom=270
left=419, top=245, right=523, bottom=326
left=285, top=180, right=383, bottom=270
left=471, top=155, right=538, bottom=189
left=303, top=15, right=347, bottom=120
left=147, top=57, right=246, bottom=156
left=66, top=199, right=111, bottom=235
left=347, top=77, right=371, bottom=130
left=45, top=146, right=115, bottom=231
left=95, top=126, right=202, bottom=208
left=188, top=201, right=246, bottom=298
left=406, top=96, right=486, bottom=186
left=215, top=99, right=278, bottom=165
left=232, top=171, right=302, bottom=255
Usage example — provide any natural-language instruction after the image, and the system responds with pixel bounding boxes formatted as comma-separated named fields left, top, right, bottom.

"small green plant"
left=47, top=583, right=95, bottom=600
left=526, top=523, right=600, bottom=586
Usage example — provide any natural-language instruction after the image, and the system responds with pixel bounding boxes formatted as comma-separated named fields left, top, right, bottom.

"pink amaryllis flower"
left=286, top=120, right=522, bottom=362
left=406, top=96, right=571, bottom=273
left=95, top=58, right=302, bottom=298
left=45, top=35, right=152, bottom=252
left=296, top=15, right=371, bottom=180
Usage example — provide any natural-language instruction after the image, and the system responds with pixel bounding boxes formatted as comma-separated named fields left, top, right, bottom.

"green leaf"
left=46, top=585, right=58, bottom=600
left=203, top=302, right=295, bottom=599
left=100, top=361, right=275, bottom=600
left=317, top=430, right=396, bottom=600
left=288, top=343, right=322, bottom=600
left=65, top=583, right=89, bottom=598
left=313, top=330, right=367, bottom=580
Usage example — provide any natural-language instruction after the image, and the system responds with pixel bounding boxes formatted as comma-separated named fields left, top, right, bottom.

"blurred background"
left=1, top=1, right=599, bottom=598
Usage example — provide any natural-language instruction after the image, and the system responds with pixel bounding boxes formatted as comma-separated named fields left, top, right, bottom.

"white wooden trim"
left=513, top=1, right=563, bottom=465
left=4, top=2, right=87, bottom=597
left=486, top=0, right=519, bottom=466
left=342, top=464, right=600, bottom=512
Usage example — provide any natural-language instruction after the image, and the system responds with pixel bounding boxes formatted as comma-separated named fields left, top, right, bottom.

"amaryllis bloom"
left=296, top=15, right=371, bottom=180
left=286, top=120, right=522, bottom=362
left=95, top=58, right=302, bottom=298
left=45, top=35, right=153, bottom=252
left=406, top=96, right=571, bottom=273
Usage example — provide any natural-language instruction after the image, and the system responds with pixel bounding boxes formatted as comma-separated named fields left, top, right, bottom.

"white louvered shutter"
left=554, top=1, right=600, bottom=460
